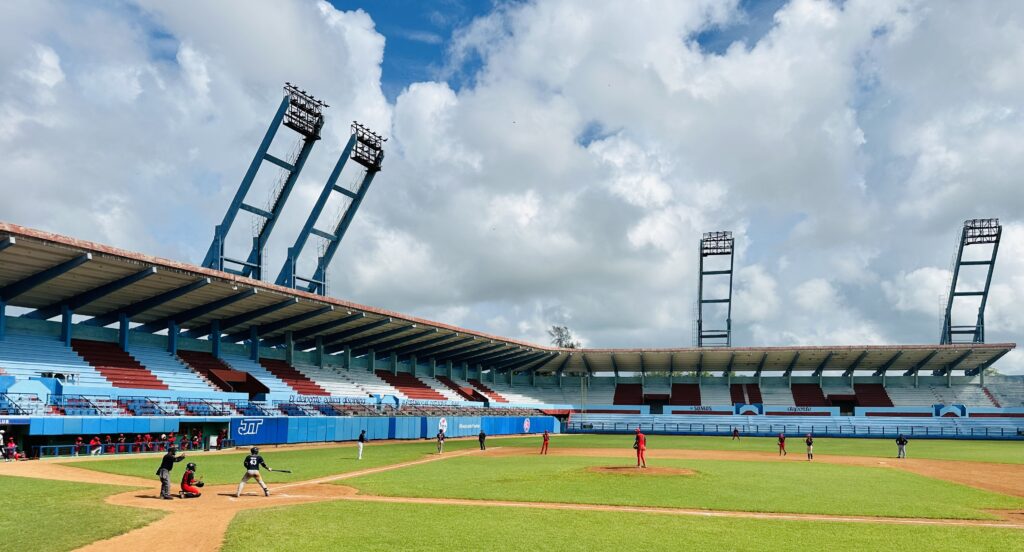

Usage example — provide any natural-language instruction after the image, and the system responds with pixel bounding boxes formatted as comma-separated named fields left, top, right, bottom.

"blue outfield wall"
left=229, top=415, right=558, bottom=446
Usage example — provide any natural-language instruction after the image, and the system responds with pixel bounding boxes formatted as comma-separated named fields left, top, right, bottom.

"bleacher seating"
left=418, top=375, right=470, bottom=402
left=988, top=378, right=1024, bottom=408
left=612, top=383, right=643, bottom=405
left=884, top=384, right=996, bottom=407
left=469, top=379, right=508, bottom=403
left=70, top=340, right=168, bottom=389
left=854, top=384, right=894, bottom=407
left=0, top=330, right=111, bottom=386
left=292, top=363, right=369, bottom=398
left=121, top=396, right=185, bottom=416
left=791, top=383, right=829, bottom=406
left=259, top=358, right=329, bottom=396
left=374, top=370, right=446, bottom=400
left=435, top=375, right=481, bottom=401
left=221, top=353, right=293, bottom=395
left=757, top=383, right=793, bottom=406
left=178, top=399, right=235, bottom=416
left=2, top=393, right=48, bottom=415
left=729, top=384, right=746, bottom=404
left=669, top=384, right=701, bottom=405
left=745, top=383, right=763, bottom=404
left=698, top=384, right=732, bottom=405
left=344, top=369, right=402, bottom=397
left=129, top=343, right=215, bottom=392
left=177, top=350, right=268, bottom=395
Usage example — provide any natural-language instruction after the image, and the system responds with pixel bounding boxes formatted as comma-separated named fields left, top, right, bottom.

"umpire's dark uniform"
left=156, top=448, right=185, bottom=499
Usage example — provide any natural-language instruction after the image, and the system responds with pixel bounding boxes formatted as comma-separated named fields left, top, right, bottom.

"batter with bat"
left=235, top=447, right=274, bottom=497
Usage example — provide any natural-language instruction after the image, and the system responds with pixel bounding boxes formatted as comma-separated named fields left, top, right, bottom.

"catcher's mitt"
left=196, top=481, right=205, bottom=488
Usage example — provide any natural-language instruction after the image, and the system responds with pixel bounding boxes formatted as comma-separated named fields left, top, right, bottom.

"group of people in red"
left=72, top=428, right=220, bottom=456
left=537, top=428, right=648, bottom=468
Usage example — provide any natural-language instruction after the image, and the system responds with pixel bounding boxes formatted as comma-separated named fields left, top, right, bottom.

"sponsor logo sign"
left=523, top=418, right=531, bottom=432
left=236, top=418, right=264, bottom=436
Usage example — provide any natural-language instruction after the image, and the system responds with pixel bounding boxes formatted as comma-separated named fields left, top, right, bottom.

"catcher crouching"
left=179, top=462, right=204, bottom=498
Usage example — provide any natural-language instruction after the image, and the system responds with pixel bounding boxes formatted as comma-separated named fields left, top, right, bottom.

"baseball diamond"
left=3, top=2, right=1024, bottom=551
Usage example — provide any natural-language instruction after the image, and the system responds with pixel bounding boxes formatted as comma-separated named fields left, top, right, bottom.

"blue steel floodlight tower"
left=697, top=231, right=735, bottom=348
left=202, top=84, right=327, bottom=279
left=276, top=122, right=385, bottom=295
left=939, top=218, right=1002, bottom=346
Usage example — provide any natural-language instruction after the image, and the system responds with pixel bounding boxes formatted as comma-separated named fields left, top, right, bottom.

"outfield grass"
left=503, top=434, right=1024, bottom=464
left=222, top=499, right=1024, bottom=552
left=66, top=439, right=478, bottom=485
left=0, top=475, right=162, bottom=552
left=345, top=454, right=1024, bottom=519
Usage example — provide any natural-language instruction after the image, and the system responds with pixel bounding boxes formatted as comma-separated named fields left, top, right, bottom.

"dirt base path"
left=2, top=443, right=1020, bottom=552
left=73, top=448, right=486, bottom=552
left=484, top=447, right=1024, bottom=498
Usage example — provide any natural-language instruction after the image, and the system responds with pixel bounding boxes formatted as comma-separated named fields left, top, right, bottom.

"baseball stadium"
left=0, top=81, right=1019, bottom=552
left=0, top=79, right=1022, bottom=551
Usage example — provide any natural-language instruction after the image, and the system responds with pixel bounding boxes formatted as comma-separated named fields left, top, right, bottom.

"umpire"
left=155, top=446, right=186, bottom=500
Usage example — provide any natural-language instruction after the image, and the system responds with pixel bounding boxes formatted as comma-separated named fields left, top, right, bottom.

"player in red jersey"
left=777, top=433, right=787, bottom=456
left=179, top=462, right=203, bottom=498
left=633, top=427, right=647, bottom=468
left=540, top=430, right=550, bottom=455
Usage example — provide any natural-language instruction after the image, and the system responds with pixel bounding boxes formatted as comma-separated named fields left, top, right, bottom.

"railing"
left=566, top=421, right=1024, bottom=439
left=0, top=393, right=31, bottom=415
left=34, top=441, right=178, bottom=458
left=120, top=396, right=175, bottom=416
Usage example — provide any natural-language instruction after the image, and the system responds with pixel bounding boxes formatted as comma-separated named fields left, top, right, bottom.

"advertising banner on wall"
left=230, top=417, right=287, bottom=446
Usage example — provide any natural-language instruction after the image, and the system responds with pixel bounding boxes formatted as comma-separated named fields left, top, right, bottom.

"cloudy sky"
left=1, top=0, right=1023, bottom=373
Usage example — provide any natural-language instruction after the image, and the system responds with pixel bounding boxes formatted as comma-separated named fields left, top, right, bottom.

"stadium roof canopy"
left=0, top=222, right=1014, bottom=377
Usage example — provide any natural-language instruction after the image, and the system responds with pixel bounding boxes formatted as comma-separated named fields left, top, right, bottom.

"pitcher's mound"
left=587, top=466, right=695, bottom=476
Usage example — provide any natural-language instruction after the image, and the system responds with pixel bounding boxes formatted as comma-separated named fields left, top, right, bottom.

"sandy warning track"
left=2, top=444, right=1021, bottom=552
left=483, top=447, right=1024, bottom=498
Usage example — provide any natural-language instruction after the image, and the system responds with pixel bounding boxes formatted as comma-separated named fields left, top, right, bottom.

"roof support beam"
left=393, top=333, right=460, bottom=357
left=782, top=352, right=800, bottom=378
left=638, top=354, right=645, bottom=376
left=0, top=253, right=91, bottom=301
left=609, top=354, right=619, bottom=378
left=85, top=278, right=211, bottom=327
left=402, top=336, right=475, bottom=359
left=482, top=349, right=537, bottom=370
left=183, top=298, right=297, bottom=339
left=696, top=353, right=704, bottom=376
left=135, top=288, right=257, bottom=333
left=440, top=342, right=505, bottom=364
left=265, top=312, right=363, bottom=347
left=518, top=352, right=557, bottom=374
left=348, top=328, right=437, bottom=357
left=753, top=352, right=768, bottom=378
left=501, top=351, right=550, bottom=373
left=932, top=350, right=973, bottom=376
left=967, top=348, right=1009, bottom=376
left=23, top=267, right=157, bottom=320
left=333, top=324, right=414, bottom=350
left=902, top=350, right=938, bottom=377
left=314, top=318, right=391, bottom=348
left=550, top=352, right=572, bottom=376
left=872, top=351, right=903, bottom=377
left=467, top=347, right=528, bottom=367
left=841, top=351, right=869, bottom=378
left=723, top=353, right=736, bottom=377
left=226, top=306, right=333, bottom=343
left=811, top=352, right=834, bottom=377
left=579, top=353, right=592, bottom=377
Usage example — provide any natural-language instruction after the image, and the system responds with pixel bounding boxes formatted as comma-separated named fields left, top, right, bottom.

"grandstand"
left=0, top=218, right=1021, bottom=457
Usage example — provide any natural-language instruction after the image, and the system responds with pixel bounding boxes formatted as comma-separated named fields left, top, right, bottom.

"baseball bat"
left=274, top=469, right=292, bottom=473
